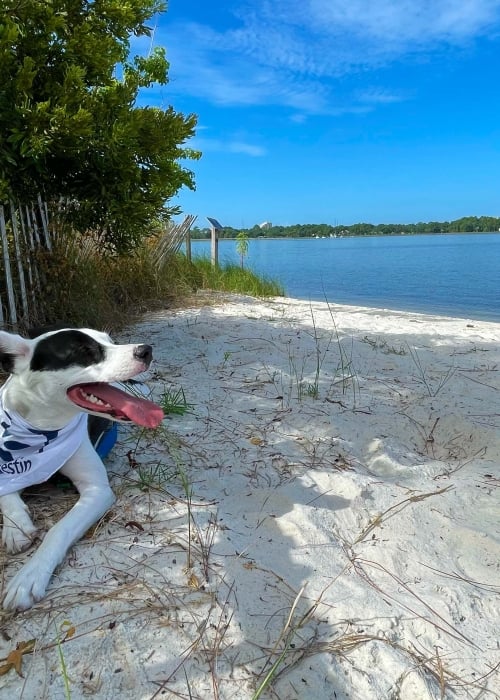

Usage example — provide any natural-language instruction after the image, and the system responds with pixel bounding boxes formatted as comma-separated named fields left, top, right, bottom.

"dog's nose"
left=134, top=344, right=153, bottom=366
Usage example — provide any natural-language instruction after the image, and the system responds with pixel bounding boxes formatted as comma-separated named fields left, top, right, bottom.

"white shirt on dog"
left=0, top=385, right=88, bottom=496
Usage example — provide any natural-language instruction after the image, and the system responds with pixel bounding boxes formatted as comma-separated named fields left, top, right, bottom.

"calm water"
left=189, top=233, right=500, bottom=322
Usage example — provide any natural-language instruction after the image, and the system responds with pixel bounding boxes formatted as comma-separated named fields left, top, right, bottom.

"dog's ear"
left=0, top=331, right=32, bottom=373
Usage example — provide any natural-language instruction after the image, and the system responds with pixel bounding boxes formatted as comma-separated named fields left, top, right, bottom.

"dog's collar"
left=0, top=387, right=88, bottom=495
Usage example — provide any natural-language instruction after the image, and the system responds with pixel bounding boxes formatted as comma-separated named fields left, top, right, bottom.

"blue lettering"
left=0, top=459, right=33, bottom=475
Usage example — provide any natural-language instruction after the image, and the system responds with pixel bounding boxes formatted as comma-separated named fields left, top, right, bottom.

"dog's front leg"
left=0, top=492, right=38, bottom=553
left=2, top=438, right=115, bottom=611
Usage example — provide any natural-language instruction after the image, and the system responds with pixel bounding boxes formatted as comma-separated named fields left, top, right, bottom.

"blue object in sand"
left=93, top=421, right=118, bottom=459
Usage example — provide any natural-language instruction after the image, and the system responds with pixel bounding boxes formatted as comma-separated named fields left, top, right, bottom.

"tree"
left=236, top=230, right=249, bottom=268
left=0, top=0, right=199, bottom=251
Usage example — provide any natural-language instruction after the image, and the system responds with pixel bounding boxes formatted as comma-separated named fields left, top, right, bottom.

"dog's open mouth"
left=67, top=383, right=164, bottom=429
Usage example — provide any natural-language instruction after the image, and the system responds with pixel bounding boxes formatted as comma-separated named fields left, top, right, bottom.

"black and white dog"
left=0, top=328, right=164, bottom=611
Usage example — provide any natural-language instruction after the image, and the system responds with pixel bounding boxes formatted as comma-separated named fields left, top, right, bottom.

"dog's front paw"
left=2, top=520, right=38, bottom=554
left=3, top=561, right=51, bottom=611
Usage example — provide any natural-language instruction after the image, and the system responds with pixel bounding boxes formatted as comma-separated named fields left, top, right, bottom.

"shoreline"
left=198, top=289, right=500, bottom=326
left=186, top=233, right=500, bottom=324
left=1, top=294, right=499, bottom=699
left=276, top=294, right=500, bottom=325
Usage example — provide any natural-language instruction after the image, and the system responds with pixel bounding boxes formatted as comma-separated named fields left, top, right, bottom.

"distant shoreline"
left=190, top=230, right=500, bottom=242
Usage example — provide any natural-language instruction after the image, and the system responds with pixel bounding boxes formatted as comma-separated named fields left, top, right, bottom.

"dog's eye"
left=30, top=330, right=106, bottom=371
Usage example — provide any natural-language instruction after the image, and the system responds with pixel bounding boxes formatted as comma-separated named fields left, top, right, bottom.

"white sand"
left=1, top=295, right=499, bottom=699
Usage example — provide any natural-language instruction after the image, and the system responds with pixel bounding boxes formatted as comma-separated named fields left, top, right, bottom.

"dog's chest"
left=0, top=388, right=88, bottom=495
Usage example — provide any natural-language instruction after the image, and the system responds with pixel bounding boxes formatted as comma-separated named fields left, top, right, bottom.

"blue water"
left=189, top=233, right=500, bottom=322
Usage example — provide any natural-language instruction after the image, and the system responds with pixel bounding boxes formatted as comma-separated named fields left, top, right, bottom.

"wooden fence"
left=0, top=202, right=196, bottom=331
left=0, top=197, right=53, bottom=330
left=152, top=214, right=197, bottom=269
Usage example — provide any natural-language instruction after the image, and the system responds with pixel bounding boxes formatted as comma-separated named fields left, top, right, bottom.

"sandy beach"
left=1, top=294, right=499, bottom=699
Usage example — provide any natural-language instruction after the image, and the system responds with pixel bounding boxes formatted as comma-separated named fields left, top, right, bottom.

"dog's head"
left=0, top=328, right=164, bottom=429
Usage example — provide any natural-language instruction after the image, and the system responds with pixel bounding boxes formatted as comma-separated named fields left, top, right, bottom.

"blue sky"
left=136, top=0, right=500, bottom=229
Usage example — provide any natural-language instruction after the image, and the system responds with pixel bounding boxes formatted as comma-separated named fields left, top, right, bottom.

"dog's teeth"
left=81, top=391, right=111, bottom=408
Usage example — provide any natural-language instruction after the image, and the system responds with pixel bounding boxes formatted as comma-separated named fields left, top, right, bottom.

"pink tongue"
left=72, top=383, right=164, bottom=429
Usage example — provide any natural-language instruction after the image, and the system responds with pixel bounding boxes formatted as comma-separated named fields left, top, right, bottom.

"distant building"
left=259, top=221, right=272, bottom=230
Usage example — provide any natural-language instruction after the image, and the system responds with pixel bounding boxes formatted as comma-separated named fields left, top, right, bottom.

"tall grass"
left=173, top=255, right=284, bottom=298
left=32, top=236, right=284, bottom=332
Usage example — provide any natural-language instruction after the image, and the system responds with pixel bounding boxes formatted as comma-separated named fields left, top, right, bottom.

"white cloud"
left=151, top=0, right=500, bottom=113
left=306, top=0, right=500, bottom=44
left=192, top=137, right=267, bottom=157
left=228, top=141, right=267, bottom=156
left=356, top=88, right=407, bottom=105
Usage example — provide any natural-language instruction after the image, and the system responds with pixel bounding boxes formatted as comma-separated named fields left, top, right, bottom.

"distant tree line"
left=190, top=216, right=500, bottom=240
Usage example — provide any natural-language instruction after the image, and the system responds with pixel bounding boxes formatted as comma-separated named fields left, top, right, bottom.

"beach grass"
left=32, top=236, right=284, bottom=333
left=169, top=254, right=284, bottom=298
left=159, top=386, right=194, bottom=416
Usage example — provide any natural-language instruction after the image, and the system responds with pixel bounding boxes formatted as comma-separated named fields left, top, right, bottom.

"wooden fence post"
left=9, top=201, right=29, bottom=322
left=0, top=205, right=18, bottom=327
left=207, top=217, right=223, bottom=267
left=37, top=194, right=52, bottom=250
left=18, top=200, right=40, bottom=306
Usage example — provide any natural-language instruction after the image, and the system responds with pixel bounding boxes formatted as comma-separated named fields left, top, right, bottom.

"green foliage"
left=159, top=386, right=194, bottom=415
left=172, top=256, right=285, bottom=297
left=0, top=0, right=200, bottom=251
left=235, top=230, right=249, bottom=268
left=133, top=461, right=178, bottom=491
left=189, top=216, right=500, bottom=240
